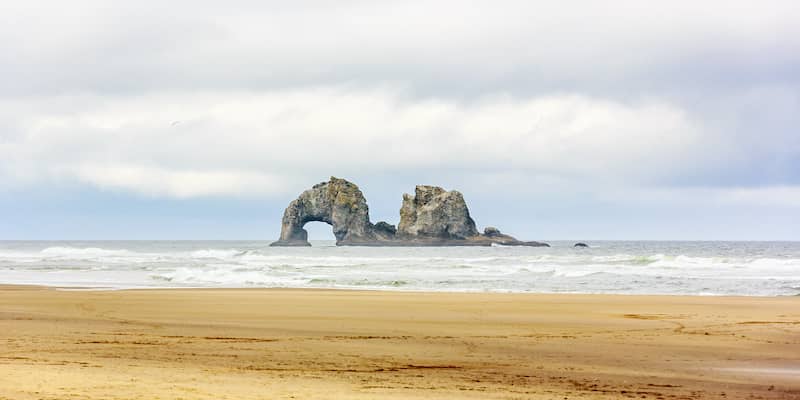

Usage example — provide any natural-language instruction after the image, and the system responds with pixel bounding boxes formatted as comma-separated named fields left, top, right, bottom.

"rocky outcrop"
left=478, top=227, right=549, bottom=247
left=397, top=185, right=478, bottom=240
left=270, top=177, right=376, bottom=246
left=393, top=186, right=548, bottom=246
left=270, top=177, right=548, bottom=247
left=483, top=227, right=502, bottom=237
left=372, top=221, right=397, bottom=241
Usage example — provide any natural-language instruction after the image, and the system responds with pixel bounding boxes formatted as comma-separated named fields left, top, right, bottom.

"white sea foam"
left=40, top=246, right=135, bottom=258
left=189, top=249, right=246, bottom=259
left=0, top=241, right=798, bottom=295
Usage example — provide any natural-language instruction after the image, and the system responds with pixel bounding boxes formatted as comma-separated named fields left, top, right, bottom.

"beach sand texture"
left=1, top=286, right=798, bottom=399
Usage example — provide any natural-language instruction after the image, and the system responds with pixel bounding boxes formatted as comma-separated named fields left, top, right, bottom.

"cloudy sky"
left=1, top=0, right=798, bottom=240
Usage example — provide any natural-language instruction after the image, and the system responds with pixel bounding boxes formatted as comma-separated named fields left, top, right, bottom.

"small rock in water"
left=483, top=227, right=502, bottom=237
left=574, top=242, right=589, bottom=248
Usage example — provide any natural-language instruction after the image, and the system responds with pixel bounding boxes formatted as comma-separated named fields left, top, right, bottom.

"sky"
left=1, top=0, right=798, bottom=240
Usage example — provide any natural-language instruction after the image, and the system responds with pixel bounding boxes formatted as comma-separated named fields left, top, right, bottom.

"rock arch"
left=270, top=177, right=549, bottom=247
left=270, top=177, right=375, bottom=246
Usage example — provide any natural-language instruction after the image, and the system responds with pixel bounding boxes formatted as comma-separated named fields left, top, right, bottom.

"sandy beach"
left=0, top=286, right=798, bottom=399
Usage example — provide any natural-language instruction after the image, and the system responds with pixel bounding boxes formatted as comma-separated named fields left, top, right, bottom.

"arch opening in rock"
left=301, top=220, right=338, bottom=244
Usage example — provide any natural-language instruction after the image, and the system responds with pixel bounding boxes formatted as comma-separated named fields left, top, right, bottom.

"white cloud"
left=0, top=1, right=797, bottom=203
left=0, top=87, right=718, bottom=197
left=68, top=164, right=286, bottom=198
left=1, top=1, right=798, bottom=96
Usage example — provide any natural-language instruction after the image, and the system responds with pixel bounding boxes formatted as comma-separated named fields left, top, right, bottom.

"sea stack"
left=397, top=185, right=479, bottom=240
left=270, top=177, right=375, bottom=246
left=270, top=177, right=549, bottom=247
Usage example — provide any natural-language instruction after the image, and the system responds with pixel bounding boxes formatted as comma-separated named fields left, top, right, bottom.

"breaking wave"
left=0, top=241, right=798, bottom=295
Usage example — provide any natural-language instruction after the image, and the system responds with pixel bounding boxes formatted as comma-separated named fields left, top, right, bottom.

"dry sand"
left=0, top=285, right=798, bottom=399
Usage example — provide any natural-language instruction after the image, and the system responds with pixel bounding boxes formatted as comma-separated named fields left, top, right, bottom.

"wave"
left=40, top=246, right=135, bottom=257
left=189, top=249, right=247, bottom=259
left=1, top=242, right=799, bottom=295
left=1, top=247, right=797, bottom=271
left=1, top=248, right=798, bottom=275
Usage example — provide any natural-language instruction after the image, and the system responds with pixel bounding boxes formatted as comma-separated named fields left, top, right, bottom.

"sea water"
left=0, top=241, right=798, bottom=296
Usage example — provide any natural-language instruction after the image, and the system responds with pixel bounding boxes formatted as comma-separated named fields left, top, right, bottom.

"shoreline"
left=2, top=285, right=799, bottom=399
left=4, top=283, right=799, bottom=298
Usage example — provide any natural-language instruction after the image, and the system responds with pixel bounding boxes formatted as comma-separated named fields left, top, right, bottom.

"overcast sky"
left=1, top=0, right=798, bottom=240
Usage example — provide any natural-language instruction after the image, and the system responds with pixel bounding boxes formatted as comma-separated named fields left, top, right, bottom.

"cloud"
left=0, top=87, right=722, bottom=197
left=0, top=1, right=797, bottom=203
left=1, top=1, right=798, bottom=97
left=68, top=164, right=286, bottom=198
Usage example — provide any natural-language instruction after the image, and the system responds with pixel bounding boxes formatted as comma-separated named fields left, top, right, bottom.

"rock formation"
left=397, top=185, right=479, bottom=240
left=478, top=227, right=548, bottom=247
left=270, top=177, right=376, bottom=246
left=270, top=177, right=548, bottom=247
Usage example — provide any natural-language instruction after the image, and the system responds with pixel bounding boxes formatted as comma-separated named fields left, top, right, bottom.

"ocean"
left=0, top=240, right=798, bottom=296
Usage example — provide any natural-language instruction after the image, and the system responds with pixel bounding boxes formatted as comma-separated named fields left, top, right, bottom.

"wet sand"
left=0, top=286, right=798, bottom=399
